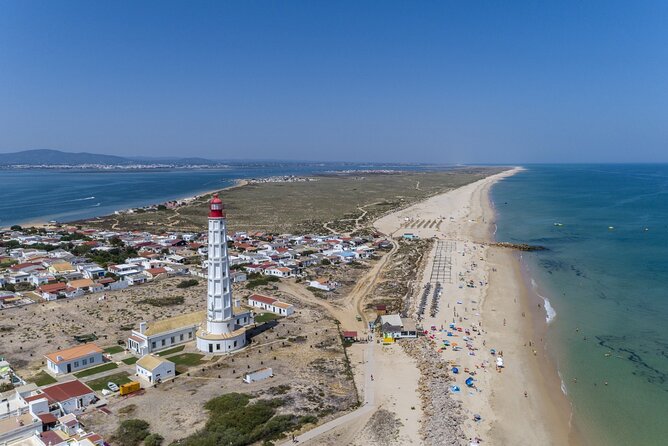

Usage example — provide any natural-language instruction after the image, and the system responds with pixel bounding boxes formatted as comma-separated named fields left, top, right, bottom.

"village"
left=0, top=205, right=412, bottom=446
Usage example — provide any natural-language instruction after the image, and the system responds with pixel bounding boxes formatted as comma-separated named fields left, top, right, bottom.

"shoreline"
left=4, top=178, right=249, bottom=231
left=372, top=167, right=578, bottom=445
left=481, top=172, right=581, bottom=444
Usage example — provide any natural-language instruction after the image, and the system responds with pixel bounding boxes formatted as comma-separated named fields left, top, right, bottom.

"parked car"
left=107, top=382, right=119, bottom=392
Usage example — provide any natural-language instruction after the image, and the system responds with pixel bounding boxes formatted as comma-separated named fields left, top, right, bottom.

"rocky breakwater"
left=490, top=242, right=547, bottom=251
left=402, top=338, right=467, bottom=446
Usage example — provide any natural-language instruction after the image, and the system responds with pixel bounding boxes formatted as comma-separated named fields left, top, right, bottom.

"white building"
left=248, top=294, right=295, bottom=316
left=44, top=343, right=104, bottom=375
left=136, top=355, right=175, bottom=384
left=379, top=314, right=418, bottom=339
left=127, top=313, right=201, bottom=356
left=196, top=194, right=253, bottom=354
left=243, top=367, right=273, bottom=384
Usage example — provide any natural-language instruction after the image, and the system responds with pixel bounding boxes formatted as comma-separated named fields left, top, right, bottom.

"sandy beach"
left=370, top=167, right=579, bottom=445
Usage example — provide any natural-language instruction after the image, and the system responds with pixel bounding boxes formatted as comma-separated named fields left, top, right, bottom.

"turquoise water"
left=491, top=165, right=668, bottom=446
left=0, top=163, right=434, bottom=227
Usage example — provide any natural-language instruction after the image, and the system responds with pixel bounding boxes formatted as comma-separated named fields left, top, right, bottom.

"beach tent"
left=465, top=377, right=474, bottom=387
left=452, top=367, right=459, bottom=374
left=496, top=357, right=504, bottom=367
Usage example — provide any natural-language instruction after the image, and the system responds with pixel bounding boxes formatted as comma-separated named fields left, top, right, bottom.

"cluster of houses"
left=0, top=375, right=106, bottom=445
left=1, top=226, right=392, bottom=308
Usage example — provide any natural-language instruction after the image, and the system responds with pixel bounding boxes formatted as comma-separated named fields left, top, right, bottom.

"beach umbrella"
left=452, top=367, right=459, bottom=374
left=465, top=377, right=474, bottom=387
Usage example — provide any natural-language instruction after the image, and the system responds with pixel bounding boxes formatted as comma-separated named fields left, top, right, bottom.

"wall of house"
left=147, top=327, right=196, bottom=353
left=49, top=352, right=104, bottom=374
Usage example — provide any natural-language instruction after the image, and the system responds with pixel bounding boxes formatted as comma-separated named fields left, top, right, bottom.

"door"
left=209, top=344, right=213, bottom=353
left=67, top=364, right=71, bottom=373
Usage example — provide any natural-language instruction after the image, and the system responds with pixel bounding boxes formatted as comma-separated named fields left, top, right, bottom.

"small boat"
left=608, top=226, right=615, bottom=230
left=554, top=222, right=564, bottom=227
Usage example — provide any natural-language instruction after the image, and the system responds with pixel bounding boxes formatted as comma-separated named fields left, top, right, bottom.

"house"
left=38, top=380, right=97, bottom=414
left=375, top=304, right=388, bottom=315
left=135, top=355, right=175, bottom=384
left=379, top=314, right=418, bottom=339
left=45, top=343, right=104, bottom=375
left=308, top=278, right=337, bottom=291
left=264, top=267, right=293, bottom=278
left=37, top=282, right=68, bottom=301
left=8, top=271, right=31, bottom=285
left=67, top=278, right=101, bottom=294
left=107, top=263, right=142, bottom=277
left=247, top=294, right=295, bottom=316
left=230, top=271, right=247, bottom=283
left=144, top=267, right=168, bottom=280
left=342, top=331, right=358, bottom=342
left=127, top=312, right=203, bottom=356
left=48, top=262, right=76, bottom=275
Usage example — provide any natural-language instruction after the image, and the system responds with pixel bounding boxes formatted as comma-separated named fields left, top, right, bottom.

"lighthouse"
left=196, top=194, right=253, bottom=354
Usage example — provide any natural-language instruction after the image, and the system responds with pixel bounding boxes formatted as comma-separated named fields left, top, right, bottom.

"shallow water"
left=492, top=165, right=668, bottom=446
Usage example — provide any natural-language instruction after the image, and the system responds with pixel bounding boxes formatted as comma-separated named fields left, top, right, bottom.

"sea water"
left=491, top=165, right=668, bottom=446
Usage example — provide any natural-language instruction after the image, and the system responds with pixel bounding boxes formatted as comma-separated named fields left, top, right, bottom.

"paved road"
left=280, top=337, right=376, bottom=445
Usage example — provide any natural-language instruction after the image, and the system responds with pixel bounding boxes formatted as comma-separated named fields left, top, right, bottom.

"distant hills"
left=0, top=149, right=218, bottom=166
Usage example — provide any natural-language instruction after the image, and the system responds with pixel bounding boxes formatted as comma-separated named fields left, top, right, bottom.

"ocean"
left=0, top=163, right=434, bottom=228
left=491, top=165, right=668, bottom=446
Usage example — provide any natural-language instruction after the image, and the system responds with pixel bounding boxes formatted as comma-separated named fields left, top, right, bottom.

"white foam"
left=67, top=196, right=95, bottom=202
left=530, top=278, right=557, bottom=323
left=558, top=370, right=568, bottom=395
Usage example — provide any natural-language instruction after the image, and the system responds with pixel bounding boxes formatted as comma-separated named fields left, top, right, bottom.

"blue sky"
left=1, top=1, right=667, bottom=163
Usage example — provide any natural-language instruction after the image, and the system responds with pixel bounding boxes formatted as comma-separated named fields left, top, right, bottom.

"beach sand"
left=373, top=167, right=578, bottom=445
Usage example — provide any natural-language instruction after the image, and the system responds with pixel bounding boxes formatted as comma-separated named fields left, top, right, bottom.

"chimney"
left=139, top=322, right=147, bottom=334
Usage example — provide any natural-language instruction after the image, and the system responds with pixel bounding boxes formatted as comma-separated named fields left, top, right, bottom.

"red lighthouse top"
left=209, top=194, right=224, bottom=218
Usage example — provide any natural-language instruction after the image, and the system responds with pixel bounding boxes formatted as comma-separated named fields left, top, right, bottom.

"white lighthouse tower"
left=196, top=194, right=252, bottom=354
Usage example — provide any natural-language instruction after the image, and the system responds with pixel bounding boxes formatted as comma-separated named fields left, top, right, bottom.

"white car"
left=107, top=382, right=119, bottom=392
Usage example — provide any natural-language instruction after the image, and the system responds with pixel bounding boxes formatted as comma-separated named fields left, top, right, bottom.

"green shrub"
left=113, top=419, right=150, bottom=446
left=176, top=279, right=199, bottom=289
left=144, top=433, right=164, bottom=446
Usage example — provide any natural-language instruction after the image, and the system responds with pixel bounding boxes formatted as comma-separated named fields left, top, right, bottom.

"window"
left=171, top=336, right=175, bottom=344
left=161, top=339, right=166, bottom=346
left=90, top=357, right=95, bottom=363
left=216, top=344, right=220, bottom=350
left=180, top=334, right=184, bottom=341
left=82, top=358, right=87, bottom=365
left=234, top=340, right=237, bottom=347
left=151, top=341, right=156, bottom=349
left=74, top=361, right=79, bottom=367
left=188, top=332, right=193, bottom=339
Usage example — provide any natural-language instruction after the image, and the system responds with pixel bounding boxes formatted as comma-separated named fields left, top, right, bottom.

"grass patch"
left=85, top=372, right=132, bottom=391
left=30, top=371, right=57, bottom=387
left=255, top=312, right=280, bottom=323
left=156, top=345, right=185, bottom=356
left=104, top=345, right=125, bottom=354
left=173, top=393, right=317, bottom=446
left=245, top=275, right=280, bottom=289
left=137, top=296, right=184, bottom=307
left=169, top=353, right=204, bottom=366
left=122, top=356, right=139, bottom=365
left=73, top=362, right=118, bottom=378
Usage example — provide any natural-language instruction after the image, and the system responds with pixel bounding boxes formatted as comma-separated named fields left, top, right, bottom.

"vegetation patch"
left=176, top=279, right=199, bottom=289
left=29, top=371, right=57, bottom=387
left=171, top=393, right=317, bottom=446
left=122, top=356, right=139, bottom=365
left=169, top=353, right=205, bottom=367
left=245, top=275, right=280, bottom=289
left=255, top=312, right=280, bottom=323
left=156, top=345, right=185, bottom=356
left=73, top=362, right=118, bottom=378
left=104, top=345, right=125, bottom=354
left=111, top=419, right=152, bottom=446
left=85, top=372, right=132, bottom=391
left=137, top=295, right=184, bottom=307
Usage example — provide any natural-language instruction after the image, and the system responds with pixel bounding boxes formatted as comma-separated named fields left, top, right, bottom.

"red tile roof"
left=41, top=380, right=95, bottom=403
left=37, top=412, right=58, bottom=424
left=249, top=294, right=276, bottom=305
left=342, top=331, right=358, bottom=338
left=38, top=282, right=67, bottom=293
